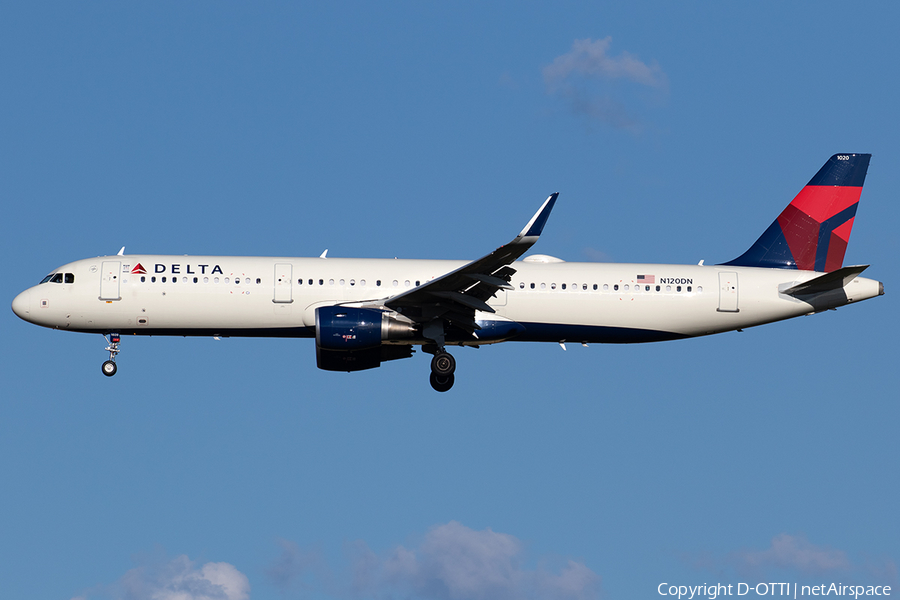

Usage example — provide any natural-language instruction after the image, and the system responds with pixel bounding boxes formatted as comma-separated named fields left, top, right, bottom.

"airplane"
left=11, top=154, right=883, bottom=392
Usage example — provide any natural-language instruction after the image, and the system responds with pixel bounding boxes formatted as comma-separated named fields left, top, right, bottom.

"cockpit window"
left=40, top=272, right=74, bottom=284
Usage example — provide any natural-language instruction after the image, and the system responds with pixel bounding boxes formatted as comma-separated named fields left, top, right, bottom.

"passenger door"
left=273, top=263, right=293, bottom=303
left=717, top=271, right=739, bottom=312
left=99, top=261, right=121, bottom=301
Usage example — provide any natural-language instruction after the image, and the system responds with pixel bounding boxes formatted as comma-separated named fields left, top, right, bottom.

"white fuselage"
left=12, top=254, right=884, bottom=344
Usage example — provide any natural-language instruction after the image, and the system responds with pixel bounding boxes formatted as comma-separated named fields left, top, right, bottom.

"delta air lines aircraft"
left=12, top=154, right=883, bottom=391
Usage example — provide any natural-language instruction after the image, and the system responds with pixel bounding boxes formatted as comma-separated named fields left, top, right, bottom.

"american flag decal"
left=637, top=274, right=655, bottom=283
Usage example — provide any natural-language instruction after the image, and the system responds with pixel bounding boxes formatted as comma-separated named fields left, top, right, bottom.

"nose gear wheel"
left=102, top=333, right=121, bottom=377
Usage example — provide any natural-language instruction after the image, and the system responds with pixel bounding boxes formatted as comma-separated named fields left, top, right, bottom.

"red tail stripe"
left=789, top=185, right=862, bottom=222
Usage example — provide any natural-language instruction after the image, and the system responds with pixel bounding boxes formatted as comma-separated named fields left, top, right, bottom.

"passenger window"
left=319, top=279, right=324, bottom=285
left=697, top=286, right=702, bottom=292
left=415, top=280, right=420, bottom=286
left=677, top=285, right=682, bottom=292
left=141, top=276, right=146, bottom=283
left=666, top=285, right=671, bottom=292
left=404, top=280, right=410, bottom=287
left=687, top=286, right=692, bottom=292
left=593, top=284, right=597, bottom=290
left=530, top=283, right=535, bottom=289
left=562, top=283, right=567, bottom=290
left=624, top=284, right=629, bottom=291
left=360, top=279, right=366, bottom=286
left=193, top=277, right=198, bottom=283
left=540, top=283, right=546, bottom=290
left=224, top=277, right=229, bottom=283
left=298, top=278, right=303, bottom=285
left=645, top=285, right=650, bottom=291
left=603, top=284, right=609, bottom=291
left=214, top=277, right=220, bottom=284
left=308, top=279, right=313, bottom=285
left=257, top=278, right=262, bottom=284
left=655, top=285, right=660, bottom=292
left=329, top=279, right=334, bottom=285
left=151, top=276, right=157, bottom=283
left=339, top=279, right=345, bottom=285
left=376, top=280, right=382, bottom=287
left=519, top=282, right=525, bottom=289
left=582, top=283, right=587, bottom=290
left=551, top=283, right=556, bottom=290
left=393, top=280, right=398, bottom=287
left=162, top=276, right=167, bottom=283
left=614, top=284, right=619, bottom=291
left=204, top=277, right=209, bottom=283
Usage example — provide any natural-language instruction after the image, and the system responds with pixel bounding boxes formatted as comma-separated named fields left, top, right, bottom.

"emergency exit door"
left=273, top=263, right=293, bottom=303
left=99, top=261, right=121, bottom=301
left=717, top=271, right=739, bottom=312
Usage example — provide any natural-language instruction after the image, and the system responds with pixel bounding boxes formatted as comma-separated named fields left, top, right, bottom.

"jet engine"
left=315, top=306, right=417, bottom=371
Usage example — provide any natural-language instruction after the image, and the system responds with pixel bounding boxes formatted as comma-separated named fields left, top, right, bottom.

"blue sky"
left=2, top=3, right=898, bottom=599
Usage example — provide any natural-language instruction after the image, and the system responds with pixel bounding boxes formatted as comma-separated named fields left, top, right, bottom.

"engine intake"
left=315, top=306, right=416, bottom=351
left=315, top=306, right=417, bottom=372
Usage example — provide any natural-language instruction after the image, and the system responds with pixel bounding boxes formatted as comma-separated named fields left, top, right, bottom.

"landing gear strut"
left=423, top=320, right=456, bottom=392
left=101, top=333, right=120, bottom=377
left=429, top=349, right=456, bottom=392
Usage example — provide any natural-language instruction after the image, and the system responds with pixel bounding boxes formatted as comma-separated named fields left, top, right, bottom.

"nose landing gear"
left=429, top=350, right=456, bottom=392
left=101, top=333, right=121, bottom=377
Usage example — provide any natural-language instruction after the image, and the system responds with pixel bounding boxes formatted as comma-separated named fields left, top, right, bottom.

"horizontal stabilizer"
left=782, top=264, right=869, bottom=296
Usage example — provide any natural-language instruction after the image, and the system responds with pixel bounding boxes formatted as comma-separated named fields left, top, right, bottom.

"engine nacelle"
left=315, top=306, right=416, bottom=351
left=316, top=344, right=414, bottom=372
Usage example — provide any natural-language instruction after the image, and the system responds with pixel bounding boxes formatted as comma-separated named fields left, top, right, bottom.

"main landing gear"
left=429, top=349, right=456, bottom=392
left=101, top=333, right=121, bottom=377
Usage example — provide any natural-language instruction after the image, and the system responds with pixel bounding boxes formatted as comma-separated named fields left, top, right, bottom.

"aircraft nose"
left=11, top=289, right=32, bottom=321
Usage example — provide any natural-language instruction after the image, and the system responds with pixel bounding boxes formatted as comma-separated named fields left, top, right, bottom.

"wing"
left=384, top=193, right=558, bottom=335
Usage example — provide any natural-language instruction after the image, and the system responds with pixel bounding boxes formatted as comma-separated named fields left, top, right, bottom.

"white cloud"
left=689, top=533, right=896, bottom=584
left=543, top=37, right=667, bottom=130
left=268, top=521, right=601, bottom=600
left=581, top=247, right=612, bottom=262
left=74, top=555, right=250, bottom=600
left=543, top=37, right=666, bottom=90
left=734, top=533, right=850, bottom=575
left=265, top=539, right=330, bottom=594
